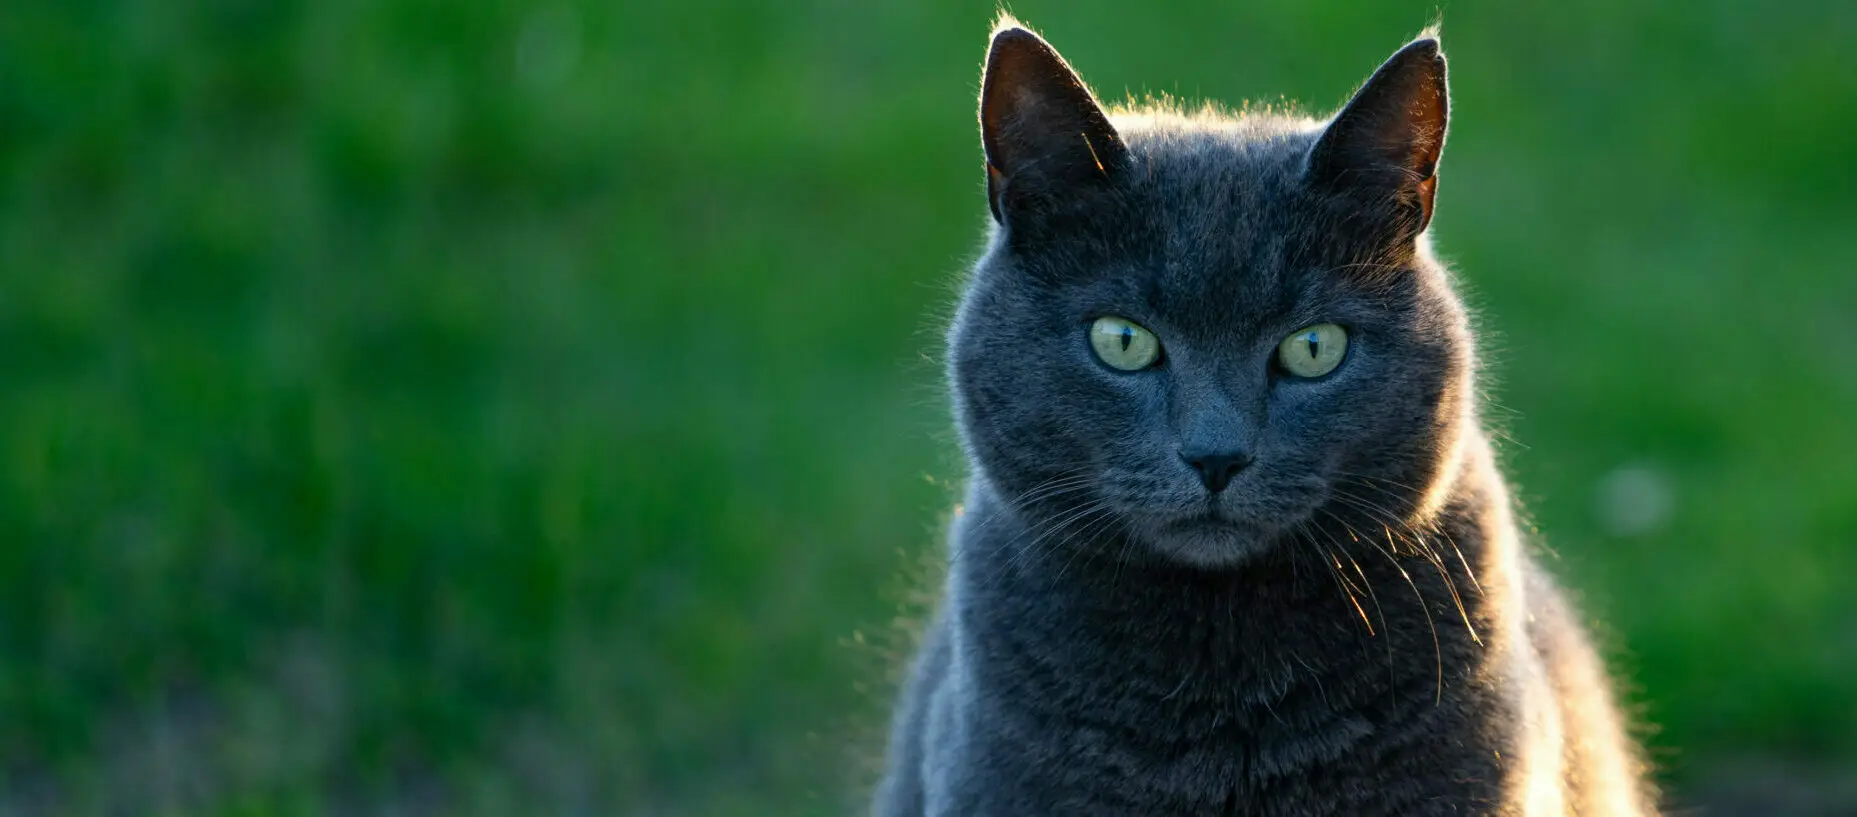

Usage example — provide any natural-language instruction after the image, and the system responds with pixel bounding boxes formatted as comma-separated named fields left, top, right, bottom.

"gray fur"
left=875, top=19, right=1655, bottom=817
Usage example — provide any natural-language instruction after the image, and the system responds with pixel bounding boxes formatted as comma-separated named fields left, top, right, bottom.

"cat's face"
left=952, top=26, right=1470, bottom=569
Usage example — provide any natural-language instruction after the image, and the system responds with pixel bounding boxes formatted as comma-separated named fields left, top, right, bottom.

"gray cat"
left=873, top=17, right=1657, bottom=817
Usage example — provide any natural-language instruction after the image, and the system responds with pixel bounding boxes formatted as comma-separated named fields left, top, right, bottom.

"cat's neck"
left=949, top=438, right=1515, bottom=720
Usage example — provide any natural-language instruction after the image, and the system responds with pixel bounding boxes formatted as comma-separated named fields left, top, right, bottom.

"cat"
left=872, top=16, right=1657, bottom=817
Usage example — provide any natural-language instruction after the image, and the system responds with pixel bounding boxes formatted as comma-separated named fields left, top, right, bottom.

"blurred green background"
left=2, top=0, right=1854, bottom=814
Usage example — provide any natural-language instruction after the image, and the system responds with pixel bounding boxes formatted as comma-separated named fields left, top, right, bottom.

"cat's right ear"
left=979, top=20, right=1128, bottom=226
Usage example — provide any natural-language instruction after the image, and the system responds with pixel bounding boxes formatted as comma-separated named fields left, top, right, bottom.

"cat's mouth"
left=1147, top=512, right=1276, bottom=568
left=1167, top=510, right=1246, bottom=534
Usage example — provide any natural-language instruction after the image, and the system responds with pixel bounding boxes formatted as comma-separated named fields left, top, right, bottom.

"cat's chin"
left=1144, top=515, right=1282, bottom=569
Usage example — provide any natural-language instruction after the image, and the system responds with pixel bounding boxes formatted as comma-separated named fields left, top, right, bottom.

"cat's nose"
left=1180, top=450, right=1253, bottom=494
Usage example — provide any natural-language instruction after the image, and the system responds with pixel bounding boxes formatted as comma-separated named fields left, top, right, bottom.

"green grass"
left=0, top=0, right=1853, bottom=813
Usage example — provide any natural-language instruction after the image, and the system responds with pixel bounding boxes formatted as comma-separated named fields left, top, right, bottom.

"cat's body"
left=875, top=19, right=1654, bottom=817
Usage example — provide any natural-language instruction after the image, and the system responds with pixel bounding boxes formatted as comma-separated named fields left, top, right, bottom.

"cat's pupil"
left=1120, top=327, right=1134, bottom=351
left=1305, top=333, right=1320, bottom=358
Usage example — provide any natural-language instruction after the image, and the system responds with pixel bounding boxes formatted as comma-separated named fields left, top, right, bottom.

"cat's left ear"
left=1306, top=36, right=1448, bottom=238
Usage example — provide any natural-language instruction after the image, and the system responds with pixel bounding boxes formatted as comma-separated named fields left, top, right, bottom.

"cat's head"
left=950, top=19, right=1476, bottom=569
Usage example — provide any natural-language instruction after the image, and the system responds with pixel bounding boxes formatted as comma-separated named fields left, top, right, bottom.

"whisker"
left=1323, top=507, right=1444, bottom=706
left=1330, top=551, right=1377, bottom=636
left=1337, top=476, right=1486, bottom=598
left=1326, top=487, right=1461, bottom=597
left=1050, top=506, right=1120, bottom=586
left=1307, top=514, right=1395, bottom=681
left=1329, top=488, right=1482, bottom=646
left=946, top=473, right=1104, bottom=590
left=1011, top=498, right=1111, bottom=576
left=1296, top=520, right=1375, bottom=637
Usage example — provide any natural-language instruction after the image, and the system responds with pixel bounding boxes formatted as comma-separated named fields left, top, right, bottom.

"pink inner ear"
left=1415, top=174, right=1438, bottom=232
left=1012, top=84, right=1041, bottom=111
left=1407, top=90, right=1446, bottom=179
left=1408, top=90, right=1443, bottom=232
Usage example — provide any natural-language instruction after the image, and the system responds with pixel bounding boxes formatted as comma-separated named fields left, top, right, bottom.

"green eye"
left=1277, top=323, right=1349, bottom=378
left=1089, top=316, right=1162, bottom=371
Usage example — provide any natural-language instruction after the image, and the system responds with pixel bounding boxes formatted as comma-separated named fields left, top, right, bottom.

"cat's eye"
left=1089, top=316, right=1162, bottom=371
left=1276, top=323, right=1349, bottom=378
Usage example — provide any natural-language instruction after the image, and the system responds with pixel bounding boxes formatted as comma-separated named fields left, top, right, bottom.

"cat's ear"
left=1306, top=36, right=1448, bottom=238
left=979, top=20, right=1129, bottom=226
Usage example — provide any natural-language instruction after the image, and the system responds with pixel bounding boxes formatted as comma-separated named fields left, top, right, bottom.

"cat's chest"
left=947, top=701, right=1505, bottom=817
left=949, top=644, right=1513, bottom=816
left=985, top=667, right=1377, bottom=770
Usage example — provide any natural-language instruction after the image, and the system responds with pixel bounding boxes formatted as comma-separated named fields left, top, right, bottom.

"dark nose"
left=1180, top=450, right=1253, bottom=493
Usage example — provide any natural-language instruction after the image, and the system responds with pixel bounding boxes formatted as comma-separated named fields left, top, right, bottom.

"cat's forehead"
left=1115, top=113, right=1322, bottom=244
left=1094, top=115, right=1336, bottom=330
